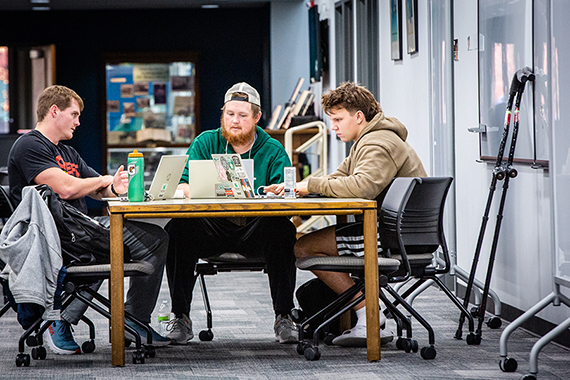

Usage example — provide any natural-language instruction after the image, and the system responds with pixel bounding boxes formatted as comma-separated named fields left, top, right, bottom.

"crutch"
left=455, top=67, right=535, bottom=341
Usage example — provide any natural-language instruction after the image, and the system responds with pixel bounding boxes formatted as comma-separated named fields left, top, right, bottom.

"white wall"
left=452, top=0, right=557, bottom=324
left=270, top=1, right=311, bottom=112
left=305, top=0, right=565, bottom=326
left=378, top=0, right=432, bottom=171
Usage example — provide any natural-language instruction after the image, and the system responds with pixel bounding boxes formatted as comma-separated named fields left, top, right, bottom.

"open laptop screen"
left=147, top=155, right=188, bottom=200
left=187, top=157, right=254, bottom=199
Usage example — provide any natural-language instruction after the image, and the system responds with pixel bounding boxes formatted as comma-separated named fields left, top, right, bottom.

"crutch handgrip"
left=516, top=66, right=535, bottom=84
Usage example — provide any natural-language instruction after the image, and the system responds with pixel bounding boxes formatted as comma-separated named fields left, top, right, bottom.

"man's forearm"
left=35, top=167, right=113, bottom=200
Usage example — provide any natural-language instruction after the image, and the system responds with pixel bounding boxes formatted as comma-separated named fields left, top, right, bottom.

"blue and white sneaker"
left=43, top=320, right=81, bottom=355
left=125, top=321, right=171, bottom=347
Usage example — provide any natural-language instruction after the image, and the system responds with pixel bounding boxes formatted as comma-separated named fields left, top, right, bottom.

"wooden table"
left=107, top=197, right=380, bottom=365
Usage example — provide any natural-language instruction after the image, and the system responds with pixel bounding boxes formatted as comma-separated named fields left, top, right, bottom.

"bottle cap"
left=128, top=149, right=143, bottom=157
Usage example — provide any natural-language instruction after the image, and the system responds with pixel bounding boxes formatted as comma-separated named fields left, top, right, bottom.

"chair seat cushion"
left=66, top=260, right=154, bottom=281
left=204, top=252, right=266, bottom=265
left=389, top=253, right=435, bottom=277
left=390, top=253, right=434, bottom=267
left=197, top=253, right=267, bottom=274
left=295, top=255, right=401, bottom=274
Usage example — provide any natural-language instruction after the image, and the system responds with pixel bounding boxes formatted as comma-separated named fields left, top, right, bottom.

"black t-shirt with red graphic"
left=8, top=130, right=100, bottom=213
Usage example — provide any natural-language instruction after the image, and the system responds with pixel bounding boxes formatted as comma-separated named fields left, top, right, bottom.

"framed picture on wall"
left=391, top=0, right=402, bottom=60
left=406, top=0, right=418, bottom=54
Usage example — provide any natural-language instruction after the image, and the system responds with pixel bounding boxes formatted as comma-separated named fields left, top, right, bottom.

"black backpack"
left=295, top=278, right=356, bottom=339
left=35, top=184, right=130, bottom=266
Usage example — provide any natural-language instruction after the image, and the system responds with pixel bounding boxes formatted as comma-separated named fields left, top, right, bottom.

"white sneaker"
left=274, top=315, right=299, bottom=344
left=332, top=324, right=394, bottom=347
left=380, top=310, right=387, bottom=328
left=166, top=314, right=194, bottom=345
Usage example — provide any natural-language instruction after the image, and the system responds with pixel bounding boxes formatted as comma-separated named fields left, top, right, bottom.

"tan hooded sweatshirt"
left=307, top=110, right=427, bottom=206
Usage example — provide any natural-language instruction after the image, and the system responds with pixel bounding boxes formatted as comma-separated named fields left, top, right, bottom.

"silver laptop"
left=188, top=158, right=254, bottom=199
left=147, top=155, right=189, bottom=200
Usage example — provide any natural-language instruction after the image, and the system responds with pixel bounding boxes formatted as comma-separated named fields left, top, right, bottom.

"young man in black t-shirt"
left=8, top=85, right=171, bottom=354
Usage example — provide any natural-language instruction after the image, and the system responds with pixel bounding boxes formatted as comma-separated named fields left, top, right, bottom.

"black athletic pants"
left=165, top=216, right=297, bottom=317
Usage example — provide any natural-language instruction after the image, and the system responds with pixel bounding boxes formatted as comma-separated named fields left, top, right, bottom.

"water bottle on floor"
left=157, top=299, right=171, bottom=334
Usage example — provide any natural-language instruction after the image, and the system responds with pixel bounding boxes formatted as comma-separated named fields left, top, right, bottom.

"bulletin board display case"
left=106, top=61, right=197, bottom=145
left=102, top=52, right=199, bottom=177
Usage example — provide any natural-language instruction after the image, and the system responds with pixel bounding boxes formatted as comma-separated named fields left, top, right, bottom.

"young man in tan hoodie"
left=267, top=81, right=427, bottom=347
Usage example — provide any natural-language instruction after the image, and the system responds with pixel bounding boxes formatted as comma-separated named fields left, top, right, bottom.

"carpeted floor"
left=0, top=269, right=568, bottom=379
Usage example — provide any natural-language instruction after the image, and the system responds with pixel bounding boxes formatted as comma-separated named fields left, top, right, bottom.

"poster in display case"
left=104, top=52, right=199, bottom=176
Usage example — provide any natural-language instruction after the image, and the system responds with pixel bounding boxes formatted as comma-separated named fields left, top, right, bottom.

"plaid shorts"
left=335, top=222, right=381, bottom=257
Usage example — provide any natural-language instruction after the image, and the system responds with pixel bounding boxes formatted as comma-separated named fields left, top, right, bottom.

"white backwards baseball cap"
left=224, top=82, right=261, bottom=107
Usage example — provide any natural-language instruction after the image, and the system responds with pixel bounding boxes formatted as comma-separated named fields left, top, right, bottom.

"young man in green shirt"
left=165, top=82, right=298, bottom=345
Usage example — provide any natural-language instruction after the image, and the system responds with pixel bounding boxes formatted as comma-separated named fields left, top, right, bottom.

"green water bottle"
left=127, top=149, right=145, bottom=202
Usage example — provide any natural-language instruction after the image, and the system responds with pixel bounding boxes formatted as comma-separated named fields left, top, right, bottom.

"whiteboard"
left=478, top=0, right=540, bottom=163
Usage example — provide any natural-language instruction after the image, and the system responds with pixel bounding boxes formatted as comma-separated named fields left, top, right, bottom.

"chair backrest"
left=0, top=185, right=14, bottom=223
left=0, top=185, right=14, bottom=312
left=378, top=177, right=453, bottom=279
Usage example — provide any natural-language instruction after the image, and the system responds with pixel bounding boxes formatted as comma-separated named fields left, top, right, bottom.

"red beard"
left=221, top=117, right=256, bottom=146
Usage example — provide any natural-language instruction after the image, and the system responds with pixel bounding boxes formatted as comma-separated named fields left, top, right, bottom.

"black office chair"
left=0, top=185, right=13, bottom=226
left=0, top=167, right=8, bottom=186
left=0, top=185, right=157, bottom=366
left=295, top=255, right=402, bottom=361
left=195, top=253, right=267, bottom=341
left=384, top=178, right=479, bottom=346
left=0, top=186, right=15, bottom=319
left=294, top=177, right=458, bottom=361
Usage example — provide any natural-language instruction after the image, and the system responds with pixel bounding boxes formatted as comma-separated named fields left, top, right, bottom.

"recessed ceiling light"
left=202, top=5, right=220, bottom=9
left=31, top=0, right=50, bottom=10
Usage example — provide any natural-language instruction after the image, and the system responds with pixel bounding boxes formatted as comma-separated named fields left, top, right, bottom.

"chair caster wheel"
left=304, top=346, right=321, bottom=361
left=420, top=346, right=436, bottom=360
left=410, top=339, right=419, bottom=353
left=323, top=333, right=336, bottom=346
left=466, top=333, right=481, bottom=345
left=16, top=353, right=30, bottom=367
left=26, top=335, right=38, bottom=347
left=297, top=341, right=311, bottom=355
left=470, top=306, right=480, bottom=318
left=521, top=374, right=537, bottom=380
left=199, top=329, right=214, bottom=341
left=31, top=346, right=46, bottom=360
left=132, top=350, right=145, bottom=364
left=402, top=338, right=415, bottom=353
left=396, top=337, right=404, bottom=350
left=82, top=340, right=96, bottom=354
left=143, top=345, right=156, bottom=358
left=486, top=316, right=502, bottom=329
left=499, top=357, right=518, bottom=372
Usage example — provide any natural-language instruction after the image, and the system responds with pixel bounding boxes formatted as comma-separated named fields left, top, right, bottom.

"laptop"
left=147, top=155, right=189, bottom=200
left=187, top=156, right=254, bottom=199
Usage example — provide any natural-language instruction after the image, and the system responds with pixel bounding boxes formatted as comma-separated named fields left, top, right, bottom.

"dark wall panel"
left=2, top=7, right=270, bottom=174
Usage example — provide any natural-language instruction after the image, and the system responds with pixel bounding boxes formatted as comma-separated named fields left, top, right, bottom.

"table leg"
left=363, top=209, right=380, bottom=361
left=110, top=213, right=125, bottom=366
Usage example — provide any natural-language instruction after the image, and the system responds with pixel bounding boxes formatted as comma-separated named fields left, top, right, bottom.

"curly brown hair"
left=321, top=82, right=380, bottom=122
